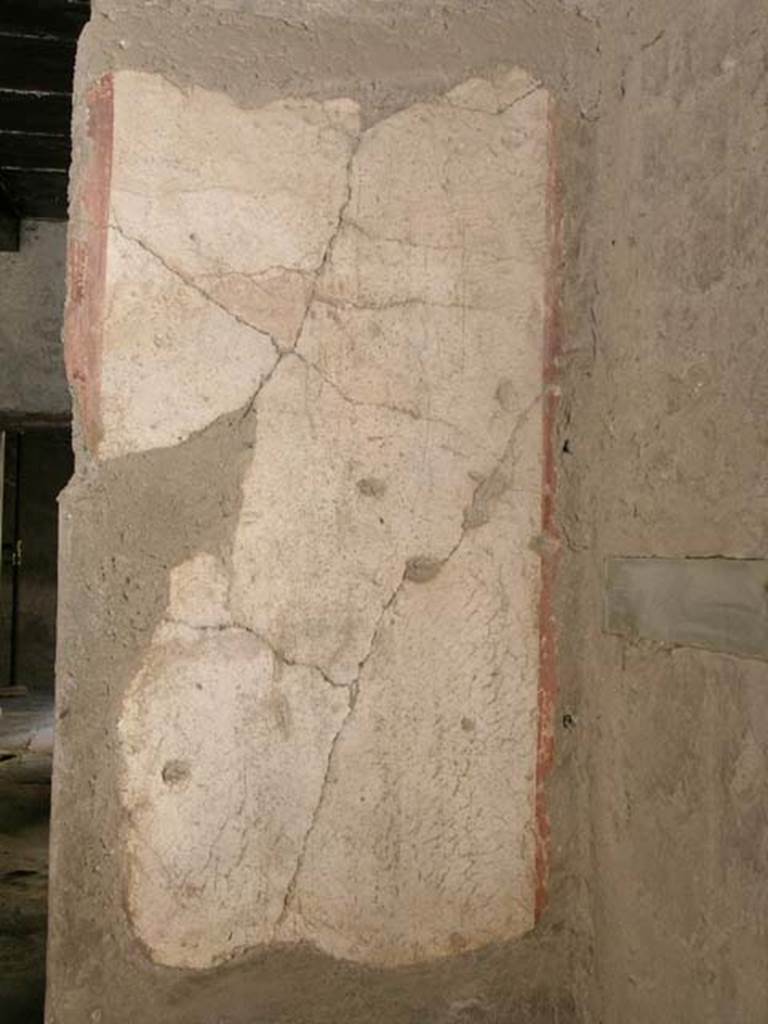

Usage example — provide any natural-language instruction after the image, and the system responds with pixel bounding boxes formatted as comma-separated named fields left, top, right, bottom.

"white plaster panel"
left=230, top=352, right=482, bottom=686
left=99, top=72, right=360, bottom=456
left=119, top=609, right=350, bottom=968
left=100, top=227, right=278, bottom=456
left=117, top=67, right=550, bottom=969
left=283, top=506, right=542, bottom=964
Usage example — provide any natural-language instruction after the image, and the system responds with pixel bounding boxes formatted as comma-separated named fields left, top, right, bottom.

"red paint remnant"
left=63, top=74, right=114, bottom=455
left=535, top=95, right=563, bottom=922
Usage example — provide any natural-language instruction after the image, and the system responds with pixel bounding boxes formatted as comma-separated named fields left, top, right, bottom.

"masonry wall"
left=48, top=2, right=768, bottom=1023
left=47, top=3, right=599, bottom=1023
left=561, top=1, right=768, bottom=1020
left=0, top=221, right=69, bottom=418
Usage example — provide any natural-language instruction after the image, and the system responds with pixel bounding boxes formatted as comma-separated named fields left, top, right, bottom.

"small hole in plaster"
left=162, top=759, right=191, bottom=787
left=448, top=932, right=468, bottom=953
left=495, top=378, right=517, bottom=411
left=405, top=556, right=444, bottom=583
left=357, top=476, right=387, bottom=498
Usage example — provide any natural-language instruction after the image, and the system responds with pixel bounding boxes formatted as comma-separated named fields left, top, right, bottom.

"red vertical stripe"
left=64, top=74, right=114, bottom=455
left=535, top=94, right=563, bottom=921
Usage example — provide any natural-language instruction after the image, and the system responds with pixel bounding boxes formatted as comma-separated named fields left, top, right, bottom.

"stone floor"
left=0, top=691, right=53, bottom=1023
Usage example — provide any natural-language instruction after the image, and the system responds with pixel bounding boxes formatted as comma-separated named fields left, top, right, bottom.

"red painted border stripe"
left=63, top=73, right=114, bottom=455
left=535, top=94, right=563, bottom=922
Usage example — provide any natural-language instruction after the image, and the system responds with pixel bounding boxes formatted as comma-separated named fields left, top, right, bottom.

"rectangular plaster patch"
left=86, top=67, right=560, bottom=972
left=605, top=557, right=768, bottom=660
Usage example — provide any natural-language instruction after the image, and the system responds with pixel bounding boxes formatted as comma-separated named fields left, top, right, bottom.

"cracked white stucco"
left=115, top=68, right=550, bottom=968
left=101, top=73, right=359, bottom=457
left=119, top=554, right=351, bottom=968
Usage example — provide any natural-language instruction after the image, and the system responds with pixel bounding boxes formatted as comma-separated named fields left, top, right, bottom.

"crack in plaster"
left=287, top=349, right=477, bottom=438
left=196, top=266, right=315, bottom=285
left=275, top=560, right=409, bottom=928
left=462, top=391, right=544, bottom=530
left=274, top=685, right=356, bottom=932
left=160, top=542, right=398, bottom=936
left=109, top=217, right=283, bottom=364
left=229, top=227, right=546, bottom=893
left=208, top=114, right=495, bottom=447
left=392, top=389, right=542, bottom=596
left=111, top=106, right=525, bottom=463
left=227, top=349, right=526, bottom=706
left=336, top=217, right=532, bottom=261
left=312, top=294, right=499, bottom=314
left=271, top=390, right=541, bottom=924
left=242, top=624, right=350, bottom=692
left=270, top=372, right=541, bottom=917
left=291, top=131, right=361, bottom=349
left=167, top=616, right=349, bottom=693
left=444, top=81, right=544, bottom=116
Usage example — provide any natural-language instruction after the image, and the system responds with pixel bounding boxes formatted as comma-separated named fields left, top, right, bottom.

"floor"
left=0, top=690, right=53, bottom=1023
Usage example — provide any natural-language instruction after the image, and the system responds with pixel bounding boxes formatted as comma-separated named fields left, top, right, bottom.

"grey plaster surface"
left=605, top=557, right=768, bottom=661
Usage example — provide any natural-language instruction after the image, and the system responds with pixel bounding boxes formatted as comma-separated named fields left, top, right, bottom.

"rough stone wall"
left=560, top=1, right=768, bottom=1020
left=48, top=3, right=599, bottom=1023
left=0, top=222, right=69, bottom=417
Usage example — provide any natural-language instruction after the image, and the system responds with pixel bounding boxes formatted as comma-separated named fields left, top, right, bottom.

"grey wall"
left=561, top=1, right=768, bottom=1020
left=0, top=221, right=70, bottom=417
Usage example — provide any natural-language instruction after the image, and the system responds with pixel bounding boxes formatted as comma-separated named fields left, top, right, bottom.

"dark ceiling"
left=0, top=0, right=89, bottom=250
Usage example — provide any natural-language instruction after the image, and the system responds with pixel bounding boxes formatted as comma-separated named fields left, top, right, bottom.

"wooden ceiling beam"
left=0, top=37, right=78, bottom=94
left=0, top=92, right=72, bottom=134
left=0, top=1, right=89, bottom=40
left=0, top=2, right=86, bottom=222
left=0, top=132, right=70, bottom=171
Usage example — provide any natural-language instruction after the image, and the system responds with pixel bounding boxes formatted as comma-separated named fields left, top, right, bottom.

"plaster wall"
left=108, top=65, right=550, bottom=972
left=0, top=221, right=70, bottom=417
left=560, top=1, right=768, bottom=1020
left=47, top=1, right=768, bottom=1022
left=48, top=3, right=595, bottom=1021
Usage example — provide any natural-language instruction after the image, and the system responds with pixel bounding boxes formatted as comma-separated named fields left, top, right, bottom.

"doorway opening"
left=0, top=425, right=73, bottom=1023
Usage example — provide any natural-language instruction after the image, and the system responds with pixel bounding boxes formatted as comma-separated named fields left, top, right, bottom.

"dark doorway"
left=1, top=429, right=73, bottom=691
left=0, top=425, right=73, bottom=1023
